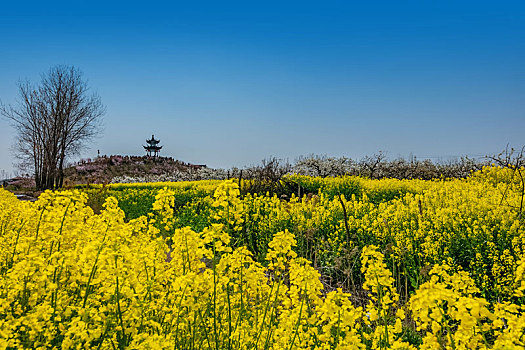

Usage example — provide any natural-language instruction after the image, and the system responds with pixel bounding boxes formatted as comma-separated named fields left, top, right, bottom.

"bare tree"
left=360, top=151, right=386, bottom=179
left=1, top=65, right=105, bottom=190
left=488, top=145, right=525, bottom=220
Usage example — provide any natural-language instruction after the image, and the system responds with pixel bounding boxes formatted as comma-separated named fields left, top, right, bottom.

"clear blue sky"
left=1, top=0, right=524, bottom=175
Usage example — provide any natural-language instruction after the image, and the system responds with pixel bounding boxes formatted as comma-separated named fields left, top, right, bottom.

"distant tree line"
left=291, top=153, right=485, bottom=179
left=230, top=153, right=486, bottom=181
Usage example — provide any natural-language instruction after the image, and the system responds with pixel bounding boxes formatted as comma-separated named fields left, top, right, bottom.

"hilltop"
left=63, top=155, right=208, bottom=185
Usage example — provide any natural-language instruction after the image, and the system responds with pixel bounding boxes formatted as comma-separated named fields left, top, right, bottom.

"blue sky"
left=1, top=1, right=524, bottom=175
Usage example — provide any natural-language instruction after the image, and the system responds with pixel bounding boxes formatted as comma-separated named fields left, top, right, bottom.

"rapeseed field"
left=1, top=167, right=524, bottom=349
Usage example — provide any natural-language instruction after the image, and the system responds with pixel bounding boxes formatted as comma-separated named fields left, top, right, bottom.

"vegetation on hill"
left=63, top=155, right=209, bottom=185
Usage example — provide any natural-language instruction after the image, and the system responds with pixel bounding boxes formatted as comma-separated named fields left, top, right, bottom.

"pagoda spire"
left=144, top=134, right=162, bottom=158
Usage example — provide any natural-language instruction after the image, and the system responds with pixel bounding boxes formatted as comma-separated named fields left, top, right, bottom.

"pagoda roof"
left=144, top=145, right=162, bottom=151
left=146, top=134, right=160, bottom=144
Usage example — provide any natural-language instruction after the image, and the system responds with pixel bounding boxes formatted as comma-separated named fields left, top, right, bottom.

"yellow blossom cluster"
left=212, top=180, right=244, bottom=232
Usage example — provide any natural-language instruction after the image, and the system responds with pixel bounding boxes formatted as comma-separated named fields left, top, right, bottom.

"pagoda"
left=144, top=135, right=162, bottom=158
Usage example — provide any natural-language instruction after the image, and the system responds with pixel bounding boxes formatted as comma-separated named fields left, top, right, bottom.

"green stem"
left=288, top=287, right=306, bottom=350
